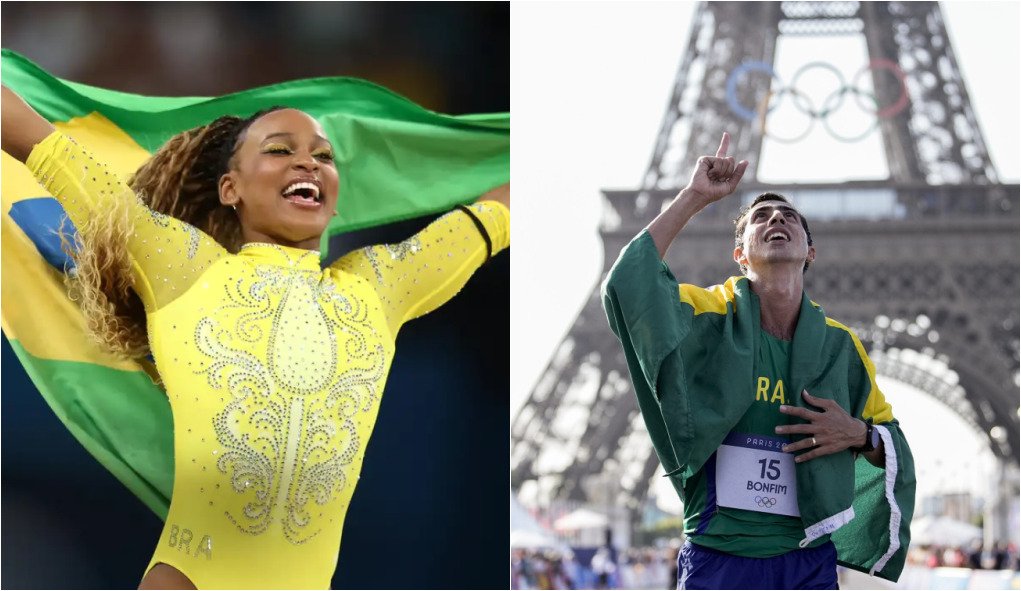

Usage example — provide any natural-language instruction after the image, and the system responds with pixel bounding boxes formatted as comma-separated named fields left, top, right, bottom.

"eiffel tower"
left=512, top=0, right=1019, bottom=539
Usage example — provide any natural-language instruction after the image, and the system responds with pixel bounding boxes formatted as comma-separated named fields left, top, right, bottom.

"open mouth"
left=764, top=230, right=790, bottom=243
left=282, top=181, right=322, bottom=206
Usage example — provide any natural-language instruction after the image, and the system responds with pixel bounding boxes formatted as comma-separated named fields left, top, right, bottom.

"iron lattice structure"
left=512, top=1, right=1019, bottom=515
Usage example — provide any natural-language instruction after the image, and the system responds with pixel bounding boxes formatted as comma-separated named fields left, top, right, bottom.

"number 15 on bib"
left=715, top=433, right=801, bottom=517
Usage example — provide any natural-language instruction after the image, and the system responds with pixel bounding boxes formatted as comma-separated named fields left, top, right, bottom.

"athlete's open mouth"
left=764, top=230, right=790, bottom=243
left=282, top=180, right=322, bottom=205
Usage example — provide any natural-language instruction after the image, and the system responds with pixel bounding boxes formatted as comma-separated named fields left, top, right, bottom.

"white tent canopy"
left=910, top=515, right=982, bottom=546
left=511, top=497, right=570, bottom=553
left=553, top=508, right=609, bottom=532
left=511, top=530, right=561, bottom=550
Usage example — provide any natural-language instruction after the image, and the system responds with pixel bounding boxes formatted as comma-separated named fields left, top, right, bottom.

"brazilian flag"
left=0, top=49, right=509, bottom=519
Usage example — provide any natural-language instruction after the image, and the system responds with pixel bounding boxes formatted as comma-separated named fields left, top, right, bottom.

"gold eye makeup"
left=262, top=142, right=292, bottom=154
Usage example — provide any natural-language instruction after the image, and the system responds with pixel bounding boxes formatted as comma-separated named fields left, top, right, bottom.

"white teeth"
left=766, top=231, right=788, bottom=242
left=283, top=182, right=320, bottom=200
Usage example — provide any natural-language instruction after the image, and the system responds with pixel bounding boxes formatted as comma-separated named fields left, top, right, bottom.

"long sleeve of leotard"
left=25, top=130, right=228, bottom=311
left=333, top=200, right=509, bottom=336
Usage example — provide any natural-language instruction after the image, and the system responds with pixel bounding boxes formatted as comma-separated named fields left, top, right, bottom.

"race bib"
left=715, top=432, right=800, bottom=517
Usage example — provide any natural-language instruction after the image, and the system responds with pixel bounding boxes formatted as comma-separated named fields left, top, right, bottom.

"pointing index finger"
left=716, top=132, right=730, bottom=158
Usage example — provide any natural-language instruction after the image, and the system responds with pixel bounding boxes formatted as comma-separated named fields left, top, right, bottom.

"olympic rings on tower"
left=854, top=58, right=909, bottom=119
left=724, top=59, right=910, bottom=143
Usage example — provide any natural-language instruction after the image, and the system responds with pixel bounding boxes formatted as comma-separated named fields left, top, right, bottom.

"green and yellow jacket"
left=602, top=231, right=916, bottom=582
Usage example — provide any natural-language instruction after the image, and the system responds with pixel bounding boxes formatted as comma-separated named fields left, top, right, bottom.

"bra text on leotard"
left=168, top=524, right=213, bottom=560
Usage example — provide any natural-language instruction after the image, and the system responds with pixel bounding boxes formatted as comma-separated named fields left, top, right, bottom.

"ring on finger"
left=811, top=437, right=817, bottom=446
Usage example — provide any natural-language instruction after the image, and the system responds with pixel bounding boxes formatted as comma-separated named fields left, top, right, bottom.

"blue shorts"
left=677, top=539, right=838, bottom=590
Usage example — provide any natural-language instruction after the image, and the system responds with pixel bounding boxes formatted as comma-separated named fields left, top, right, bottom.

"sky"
left=510, top=1, right=1019, bottom=505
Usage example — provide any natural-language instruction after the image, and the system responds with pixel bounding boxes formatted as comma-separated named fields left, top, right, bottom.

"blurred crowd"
left=617, top=547, right=678, bottom=590
left=512, top=546, right=680, bottom=590
left=512, top=549, right=579, bottom=590
left=907, top=541, right=1019, bottom=570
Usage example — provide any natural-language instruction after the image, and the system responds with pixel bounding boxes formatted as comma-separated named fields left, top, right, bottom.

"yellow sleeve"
left=848, top=330, right=895, bottom=424
left=25, top=130, right=227, bottom=311
left=334, top=201, right=509, bottom=335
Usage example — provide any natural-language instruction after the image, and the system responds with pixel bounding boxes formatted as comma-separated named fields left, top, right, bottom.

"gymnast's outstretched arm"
left=333, top=183, right=510, bottom=337
left=1, top=85, right=227, bottom=310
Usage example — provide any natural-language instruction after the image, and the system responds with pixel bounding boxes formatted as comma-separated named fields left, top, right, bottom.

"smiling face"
left=217, top=109, right=340, bottom=250
left=733, top=198, right=815, bottom=275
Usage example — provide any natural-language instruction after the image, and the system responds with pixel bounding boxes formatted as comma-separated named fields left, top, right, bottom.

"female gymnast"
left=1, top=85, right=510, bottom=589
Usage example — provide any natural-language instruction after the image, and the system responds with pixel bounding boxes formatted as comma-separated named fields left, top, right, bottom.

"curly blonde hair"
left=67, top=108, right=283, bottom=358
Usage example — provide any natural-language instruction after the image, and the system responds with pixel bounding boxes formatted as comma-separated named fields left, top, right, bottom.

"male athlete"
left=602, top=133, right=915, bottom=589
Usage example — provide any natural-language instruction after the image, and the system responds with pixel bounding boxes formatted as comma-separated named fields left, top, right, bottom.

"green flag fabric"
left=1, top=48, right=509, bottom=241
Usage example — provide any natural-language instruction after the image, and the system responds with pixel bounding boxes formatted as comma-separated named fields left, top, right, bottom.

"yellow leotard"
left=27, top=131, right=509, bottom=589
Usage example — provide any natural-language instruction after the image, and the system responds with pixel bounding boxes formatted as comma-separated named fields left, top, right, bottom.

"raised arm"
left=1, top=85, right=55, bottom=162
left=602, top=133, right=748, bottom=347
left=2, top=85, right=227, bottom=311
left=647, top=132, right=748, bottom=258
left=602, top=136, right=748, bottom=403
left=334, top=185, right=510, bottom=336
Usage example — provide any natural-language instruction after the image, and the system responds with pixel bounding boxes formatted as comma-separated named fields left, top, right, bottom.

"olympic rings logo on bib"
left=754, top=496, right=778, bottom=508
left=725, top=58, right=910, bottom=143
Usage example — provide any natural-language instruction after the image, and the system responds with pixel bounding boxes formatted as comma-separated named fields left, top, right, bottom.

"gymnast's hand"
left=478, top=182, right=510, bottom=211
left=684, top=132, right=749, bottom=207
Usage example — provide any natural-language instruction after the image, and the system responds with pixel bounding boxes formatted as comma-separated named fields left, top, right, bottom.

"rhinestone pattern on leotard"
left=362, top=236, right=423, bottom=283
left=194, top=249, right=385, bottom=545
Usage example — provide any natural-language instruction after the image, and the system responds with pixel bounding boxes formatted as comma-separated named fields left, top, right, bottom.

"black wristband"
left=851, top=420, right=875, bottom=453
left=455, top=204, right=492, bottom=263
